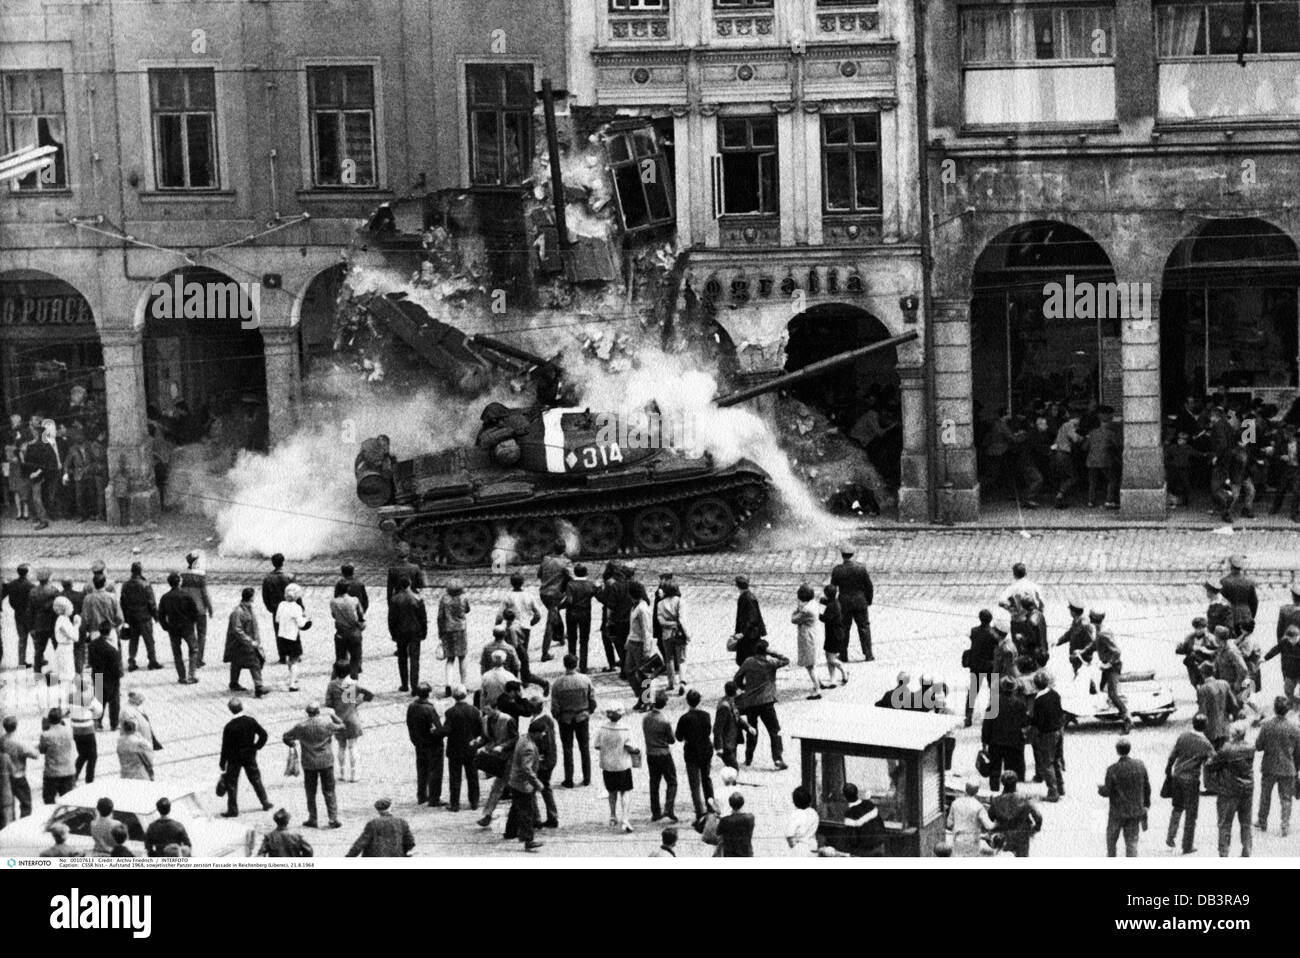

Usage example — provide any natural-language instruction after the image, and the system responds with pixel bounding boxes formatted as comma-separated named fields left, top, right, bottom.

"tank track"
left=393, top=472, right=768, bottom=568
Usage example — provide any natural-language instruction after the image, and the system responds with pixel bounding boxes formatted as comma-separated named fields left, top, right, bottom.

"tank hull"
left=378, top=455, right=769, bottom=567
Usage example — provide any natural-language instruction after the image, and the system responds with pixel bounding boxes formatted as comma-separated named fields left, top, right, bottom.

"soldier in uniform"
left=1219, top=555, right=1259, bottom=635
left=180, top=551, right=214, bottom=670
left=1055, top=598, right=1096, bottom=693
left=1086, top=609, right=1131, bottom=734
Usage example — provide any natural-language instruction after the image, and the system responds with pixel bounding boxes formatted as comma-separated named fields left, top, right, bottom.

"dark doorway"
left=784, top=303, right=900, bottom=490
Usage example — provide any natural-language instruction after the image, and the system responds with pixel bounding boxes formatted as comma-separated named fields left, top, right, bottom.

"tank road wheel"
left=734, top=484, right=767, bottom=517
left=631, top=506, right=681, bottom=553
left=400, top=523, right=442, bottom=567
left=511, top=518, right=554, bottom=562
left=577, top=513, right=623, bottom=556
left=443, top=521, right=494, bottom=566
left=685, top=497, right=737, bottom=547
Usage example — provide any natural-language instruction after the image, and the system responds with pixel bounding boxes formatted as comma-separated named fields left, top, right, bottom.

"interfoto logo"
left=49, top=888, right=152, bottom=939
left=1042, top=275, right=1152, bottom=324
left=149, top=275, right=260, bottom=329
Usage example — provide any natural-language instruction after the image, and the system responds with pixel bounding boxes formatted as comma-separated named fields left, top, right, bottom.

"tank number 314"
left=567, top=443, right=624, bottom=470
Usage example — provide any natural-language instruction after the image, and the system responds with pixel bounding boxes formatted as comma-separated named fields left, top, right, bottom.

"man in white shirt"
left=998, top=562, right=1044, bottom=613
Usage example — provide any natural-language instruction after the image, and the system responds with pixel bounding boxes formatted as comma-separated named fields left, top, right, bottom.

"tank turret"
left=357, top=331, right=920, bottom=566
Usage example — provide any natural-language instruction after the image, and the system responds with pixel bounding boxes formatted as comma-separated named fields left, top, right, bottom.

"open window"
left=605, top=121, right=675, bottom=233
left=712, top=115, right=778, bottom=218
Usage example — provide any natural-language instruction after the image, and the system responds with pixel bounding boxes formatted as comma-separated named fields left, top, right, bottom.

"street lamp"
left=0, top=144, right=57, bottom=185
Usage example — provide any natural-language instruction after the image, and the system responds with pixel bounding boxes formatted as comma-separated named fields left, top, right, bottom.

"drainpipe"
left=912, top=0, right=940, bottom=522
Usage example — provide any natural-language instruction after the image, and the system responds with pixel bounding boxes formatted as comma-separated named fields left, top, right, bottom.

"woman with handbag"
left=275, top=583, right=311, bottom=692
left=50, top=596, right=80, bottom=687
left=595, top=706, right=638, bottom=833
left=792, top=584, right=826, bottom=699
left=324, top=661, right=374, bottom=783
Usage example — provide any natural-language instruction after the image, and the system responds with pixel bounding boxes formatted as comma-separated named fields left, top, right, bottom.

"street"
left=3, top=519, right=1300, bottom=857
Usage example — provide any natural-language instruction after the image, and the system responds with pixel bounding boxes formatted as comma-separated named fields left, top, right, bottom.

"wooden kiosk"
left=788, top=704, right=960, bottom=857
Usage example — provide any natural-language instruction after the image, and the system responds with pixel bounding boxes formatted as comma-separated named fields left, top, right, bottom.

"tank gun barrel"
left=466, top=334, right=558, bottom=370
left=714, top=330, right=919, bottom=408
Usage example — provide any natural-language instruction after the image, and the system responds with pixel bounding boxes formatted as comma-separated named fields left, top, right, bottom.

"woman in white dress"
left=51, top=595, right=80, bottom=686
left=275, top=582, right=310, bottom=691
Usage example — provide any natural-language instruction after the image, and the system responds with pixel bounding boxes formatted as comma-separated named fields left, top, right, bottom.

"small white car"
left=0, top=780, right=261, bottom=857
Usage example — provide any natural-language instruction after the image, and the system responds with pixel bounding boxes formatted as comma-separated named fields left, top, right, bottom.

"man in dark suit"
left=406, top=683, right=445, bottom=807
left=336, top=563, right=370, bottom=614
left=120, top=561, right=162, bottom=672
left=261, top=553, right=293, bottom=665
left=388, top=575, right=427, bottom=693
left=981, top=675, right=1027, bottom=791
left=830, top=545, right=874, bottom=661
left=86, top=623, right=123, bottom=730
left=157, top=571, right=201, bottom=684
left=219, top=697, right=273, bottom=817
left=1099, top=737, right=1150, bottom=857
left=2, top=565, right=35, bottom=669
left=1219, top=555, right=1259, bottom=633
left=443, top=686, right=483, bottom=812
left=26, top=569, right=60, bottom=674
left=1028, top=671, right=1065, bottom=801
left=731, top=575, right=766, bottom=667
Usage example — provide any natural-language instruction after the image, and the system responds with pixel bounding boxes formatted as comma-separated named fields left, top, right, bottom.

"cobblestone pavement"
left=2, top=515, right=1299, bottom=858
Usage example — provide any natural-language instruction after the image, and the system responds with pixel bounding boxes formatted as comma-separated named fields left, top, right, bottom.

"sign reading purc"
left=0, top=295, right=94, bottom=327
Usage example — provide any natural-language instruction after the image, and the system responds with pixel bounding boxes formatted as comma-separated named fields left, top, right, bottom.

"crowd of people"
left=3, top=399, right=110, bottom=529
left=951, top=557, right=1300, bottom=857
left=976, top=393, right=1300, bottom=520
left=5, top=535, right=1300, bottom=860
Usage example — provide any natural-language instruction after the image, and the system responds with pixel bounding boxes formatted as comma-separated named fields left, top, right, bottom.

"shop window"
left=610, top=0, right=667, bottom=9
left=606, top=125, right=675, bottom=233
left=467, top=63, right=534, bottom=188
left=960, top=5, right=1116, bottom=125
left=148, top=69, right=218, bottom=190
left=821, top=114, right=881, bottom=214
left=2, top=71, right=67, bottom=191
left=712, top=116, right=778, bottom=217
left=306, top=66, right=378, bottom=187
left=1156, top=2, right=1300, bottom=119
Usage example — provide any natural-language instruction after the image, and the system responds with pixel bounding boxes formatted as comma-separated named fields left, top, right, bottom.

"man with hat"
left=406, top=683, right=445, bottom=807
left=386, top=541, right=425, bottom=603
left=120, top=560, right=162, bottom=672
left=1055, top=598, right=1096, bottom=692
left=346, top=798, right=415, bottom=857
left=830, top=545, right=874, bottom=661
left=180, top=551, right=213, bottom=670
left=1219, top=556, right=1258, bottom=633
left=1087, top=609, right=1131, bottom=733
left=26, top=568, right=60, bottom=674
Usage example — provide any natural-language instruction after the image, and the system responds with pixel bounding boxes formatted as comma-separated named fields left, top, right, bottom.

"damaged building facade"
left=921, top=0, right=1300, bottom=519
left=0, top=0, right=567, bottom=519
left=567, top=0, right=931, bottom=519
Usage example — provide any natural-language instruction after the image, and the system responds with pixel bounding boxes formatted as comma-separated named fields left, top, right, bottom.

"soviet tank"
left=355, top=331, right=918, bottom=567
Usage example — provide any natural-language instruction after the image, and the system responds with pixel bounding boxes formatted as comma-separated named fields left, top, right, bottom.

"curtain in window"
left=961, top=9, right=1010, bottom=62
left=1158, top=6, right=1204, bottom=56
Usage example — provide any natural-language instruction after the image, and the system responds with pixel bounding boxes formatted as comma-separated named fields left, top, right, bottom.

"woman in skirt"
left=324, top=661, right=374, bottom=782
left=791, top=584, right=825, bottom=699
left=595, top=706, right=638, bottom=832
left=275, top=583, right=310, bottom=691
